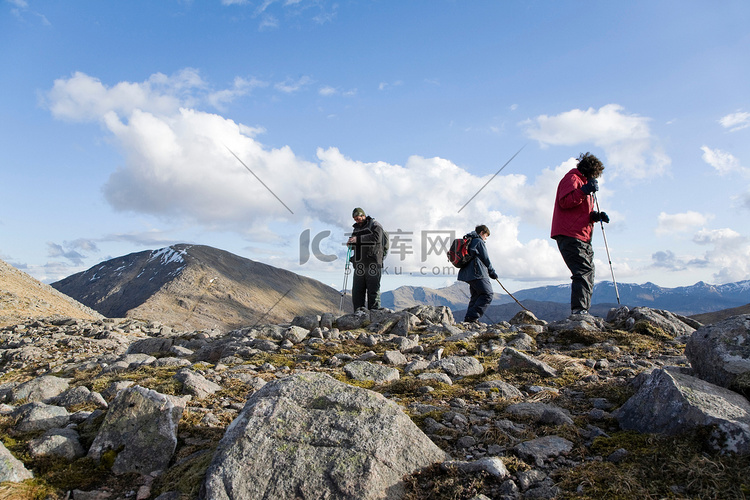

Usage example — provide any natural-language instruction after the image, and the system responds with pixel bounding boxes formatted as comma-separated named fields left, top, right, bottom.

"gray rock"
left=336, top=310, right=370, bottom=330
left=607, top=305, right=700, bottom=337
left=291, top=314, right=320, bottom=331
left=12, top=402, right=70, bottom=432
left=475, top=379, right=524, bottom=399
left=513, top=435, right=573, bottom=466
left=169, top=345, right=194, bottom=357
left=389, top=311, right=420, bottom=337
left=251, top=324, right=286, bottom=340
left=442, top=456, right=509, bottom=478
left=320, top=312, right=336, bottom=330
left=28, top=427, right=85, bottom=460
left=88, top=385, right=184, bottom=475
left=100, top=380, right=135, bottom=402
left=250, top=338, right=280, bottom=352
left=685, top=314, right=750, bottom=392
left=126, top=337, right=173, bottom=355
left=283, top=325, right=310, bottom=344
left=429, top=355, right=484, bottom=377
left=505, top=402, right=574, bottom=426
left=614, top=368, right=750, bottom=454
left=404, top=359, right=430, bottom=374
left=383, top=350, right=408, bottom=366
left=390, top=335, right=419, bottom=352
left=0, top=440, right=33, bottom=482
left=509, top=310, right=545, bottom=326
left=406, top=305, right=454, bottom=325
left=417, top=372, right=453, bottom=386
left=10, top=375, right=70, bottom=403
left=548, top=314, right=604, bottom=332
left=174, top=369, right=223, bottom=399
left=517, top=468, right=548, bottom=490
left=497, top=348, right=557, bottom=378
left=201, top=372, right=448, bottom=500
left=344, top=360, right=400, bottom=383
left=52, top=385, right=108, bottom=410
left=506, top=332, right=537, bottom=351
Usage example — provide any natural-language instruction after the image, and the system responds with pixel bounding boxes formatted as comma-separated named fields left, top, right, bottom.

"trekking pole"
left=339, top=246, right=352, bottom=311
left=494, top=278, right=532, bottom=313
left=593, top=193, right=621, bottom=305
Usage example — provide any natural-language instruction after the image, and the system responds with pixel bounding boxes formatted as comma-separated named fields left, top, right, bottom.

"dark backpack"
left=381, top=227, right=390, bottom=258
left=447, top=236, right=474, bottom=268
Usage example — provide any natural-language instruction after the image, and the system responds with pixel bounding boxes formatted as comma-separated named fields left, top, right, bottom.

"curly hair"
left=576, top=152, right=604, bottom=179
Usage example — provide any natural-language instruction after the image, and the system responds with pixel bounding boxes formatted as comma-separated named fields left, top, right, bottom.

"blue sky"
left=2, top=0, right=750, bottom=297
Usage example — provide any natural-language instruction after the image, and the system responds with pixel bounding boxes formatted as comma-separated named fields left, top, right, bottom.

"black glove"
left=489, top=271, right=498, bottom=280
left=590, top=211, right=610, bottom=223
left=580, top=178, right=599, bottom=195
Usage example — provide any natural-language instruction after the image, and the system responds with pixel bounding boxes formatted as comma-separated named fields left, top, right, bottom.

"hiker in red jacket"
left=551, top=152, right=609, bottom=317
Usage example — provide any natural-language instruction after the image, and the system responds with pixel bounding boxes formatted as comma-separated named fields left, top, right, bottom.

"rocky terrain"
left=2, top=258, right=750, bottom=499
left=0, top=259, right=103, bottom=328
left=1, top=298, right=750, bottom=498
left=51, top=245, right=351, bottom=333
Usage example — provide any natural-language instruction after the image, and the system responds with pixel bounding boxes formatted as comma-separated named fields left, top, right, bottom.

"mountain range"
left=382, top=279, right=750, bottom=323
left=51, top=244, right=351, bottom=332
left=0, top=242, right=738, bottom=329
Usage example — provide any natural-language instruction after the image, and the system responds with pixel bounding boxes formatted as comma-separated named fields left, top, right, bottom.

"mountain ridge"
left=381, top=279, right=750, bottom=318
left=51, top=244, right=351, bottom=332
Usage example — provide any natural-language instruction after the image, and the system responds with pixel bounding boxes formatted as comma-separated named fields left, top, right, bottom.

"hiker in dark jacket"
left=457, top=225, right=498, bottom=323
left=347, top=207, right=385, bottom=310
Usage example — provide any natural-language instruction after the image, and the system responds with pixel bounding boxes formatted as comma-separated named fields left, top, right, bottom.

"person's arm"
left=473, top=239, right=498, bottom=279
left=557, top=174, right=588, bottom=210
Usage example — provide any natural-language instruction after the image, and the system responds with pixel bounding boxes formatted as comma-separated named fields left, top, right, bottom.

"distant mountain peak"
left=52, top=244, right=350, bottom=332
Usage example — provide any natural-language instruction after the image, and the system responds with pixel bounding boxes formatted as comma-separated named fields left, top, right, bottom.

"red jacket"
left=551, top=168, right=595, bottom=243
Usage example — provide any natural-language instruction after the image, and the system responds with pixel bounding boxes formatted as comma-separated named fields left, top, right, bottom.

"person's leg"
left=463, top=280, right=480, bottom=322
left=365, top=263, right=382, bottom=309
left=557, top=237, right=595, bottom=312
left=465, top=279, right=493, bottom=322
left=351, top=263, right=367, bottom=310
left=471, top=278, right=494, bottom=320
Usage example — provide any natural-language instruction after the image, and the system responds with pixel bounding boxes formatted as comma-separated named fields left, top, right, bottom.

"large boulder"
left=10, top=375, right=70, bottom=403
left=606, top=306, right=700, bottom=337
left=88, top=386, right=184, bottom=475
left=497, top=347, right=557, bottom=378
left=344, top=360, right=400, bottom=383
left=614, top=368, right=750, bottom=454
left=429, top=356, right=484, bottom=377
left=685, top=314, right=750, bottom=394
left=0, top=441, right=33, bottom=483
left=406, top=305, right=454, bottom=325
left=201, top=372, right=448, bottom=500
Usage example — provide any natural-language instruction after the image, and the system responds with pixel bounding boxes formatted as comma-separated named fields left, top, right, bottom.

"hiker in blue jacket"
left=457, top=225, right=498, bottom=323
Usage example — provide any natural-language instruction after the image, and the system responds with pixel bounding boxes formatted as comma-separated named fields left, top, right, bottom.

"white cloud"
left=46, top=70, right=572, bottom=280
left=651, top=250, right=687, bottom=271
left=319, top=86, right=337, bottom=96
left=521, top=104, right=671, bottom=180
left=275, top=76, right=313, bottom=93
left=208, top=77, right=268, bottom=109
left=700, top=146, right=747, bottom=176
left=692, top=228, right=750, bottom=282
left=719, top=111, right=750, bottom=132
left=655, top=211, right=712, bottom=235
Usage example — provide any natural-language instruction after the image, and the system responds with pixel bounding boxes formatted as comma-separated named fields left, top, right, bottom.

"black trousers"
left=556, top=235, right=595, bottom=312
left=464, top=278, right=493, bottom=322
left=352, top=262, right=381, bottom=310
